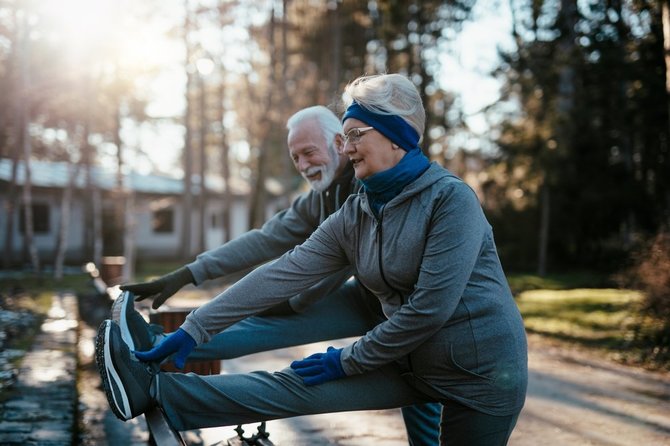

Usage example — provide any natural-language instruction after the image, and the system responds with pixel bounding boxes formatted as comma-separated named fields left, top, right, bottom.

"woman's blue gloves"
left=134, top=328, right=196, bottom=370
left=290, top=346, right=346, bottom=386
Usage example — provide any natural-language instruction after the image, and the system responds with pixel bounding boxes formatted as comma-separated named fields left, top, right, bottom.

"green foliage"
left=617, top=231, right=670, bottom=366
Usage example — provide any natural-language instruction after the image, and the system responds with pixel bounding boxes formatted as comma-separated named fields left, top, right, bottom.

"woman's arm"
left=180, top=215, right=349, bottom=344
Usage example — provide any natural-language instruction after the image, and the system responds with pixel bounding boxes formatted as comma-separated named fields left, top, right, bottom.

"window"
left=19, top=203, right=50, bottom=234
left=152, top=208, right=174, bottom=233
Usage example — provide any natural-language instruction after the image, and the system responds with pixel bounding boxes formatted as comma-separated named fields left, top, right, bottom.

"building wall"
left=0, top=187, right=282, bottom=267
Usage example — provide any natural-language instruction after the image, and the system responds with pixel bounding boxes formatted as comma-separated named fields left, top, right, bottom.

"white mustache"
left=302, top=166, right=323, bottom=177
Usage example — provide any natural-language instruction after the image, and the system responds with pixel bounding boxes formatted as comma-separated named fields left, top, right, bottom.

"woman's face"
left=341, top=118, right=405, bottom=180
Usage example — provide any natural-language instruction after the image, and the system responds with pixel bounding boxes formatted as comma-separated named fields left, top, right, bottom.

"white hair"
left=342, top=74, right=425, bottom=140
left=286, top=105, right=342, bottom=150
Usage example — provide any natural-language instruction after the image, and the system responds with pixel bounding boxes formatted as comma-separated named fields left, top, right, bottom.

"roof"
left=0, top=158, right=255, bottom=196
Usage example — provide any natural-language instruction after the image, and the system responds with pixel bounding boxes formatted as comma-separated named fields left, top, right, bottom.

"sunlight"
left=39, top=0, right=179, bottom=75
left=40, top=0, right=115, bottom=49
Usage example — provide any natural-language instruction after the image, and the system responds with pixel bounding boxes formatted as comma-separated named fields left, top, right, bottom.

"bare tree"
left=54, top=161, right=80, bottom=280
left=181, top=0, right=194, bottom=260
left=17, top=9, right=40, bottom=273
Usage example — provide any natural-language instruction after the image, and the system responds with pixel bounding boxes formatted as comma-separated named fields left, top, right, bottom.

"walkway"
left=0, top=293, right=78, bottom=446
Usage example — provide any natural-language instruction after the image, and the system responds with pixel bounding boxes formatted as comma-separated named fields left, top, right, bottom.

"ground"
left=78, top=320, right=670, bottom=445
left=74, top=292, right=670, bottom=445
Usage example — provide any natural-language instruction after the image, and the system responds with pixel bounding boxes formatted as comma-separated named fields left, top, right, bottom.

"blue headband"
left=342, top=102, right=420, bottom=152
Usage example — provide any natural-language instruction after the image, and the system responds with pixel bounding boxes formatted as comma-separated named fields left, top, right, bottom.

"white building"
left=0, top=159, right=285, bottom=268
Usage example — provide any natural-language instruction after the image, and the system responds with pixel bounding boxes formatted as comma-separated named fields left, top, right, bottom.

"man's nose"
left=297, top=157, right=310, bottom=171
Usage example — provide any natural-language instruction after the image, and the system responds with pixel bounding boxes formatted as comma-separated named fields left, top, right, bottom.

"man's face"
left=287, top=119, right=339, bottom=193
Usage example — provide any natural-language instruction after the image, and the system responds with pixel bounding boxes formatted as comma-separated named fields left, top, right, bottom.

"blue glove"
left=290, top=346, right=346, bottom=386
left=134, top=328, right=196, bottom=370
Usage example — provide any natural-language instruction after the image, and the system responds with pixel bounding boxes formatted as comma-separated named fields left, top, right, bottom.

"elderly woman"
left=97, top=73, right=528, bottom=445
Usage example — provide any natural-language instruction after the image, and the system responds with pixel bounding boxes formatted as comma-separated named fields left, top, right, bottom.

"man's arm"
left=122, top=189, right=323, bottom=308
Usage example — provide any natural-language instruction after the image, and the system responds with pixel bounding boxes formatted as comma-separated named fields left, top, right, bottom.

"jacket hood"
left=389, top=162, right=455, bottom=204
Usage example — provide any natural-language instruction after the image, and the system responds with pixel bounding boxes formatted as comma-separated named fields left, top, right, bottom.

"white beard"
left=303, top=162, right=336, bottom=193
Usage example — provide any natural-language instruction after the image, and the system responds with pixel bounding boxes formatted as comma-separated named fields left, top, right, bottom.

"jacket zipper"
left=375, top=207, right=415, bottom=373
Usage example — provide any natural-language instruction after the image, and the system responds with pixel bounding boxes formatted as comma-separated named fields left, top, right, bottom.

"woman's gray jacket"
left=182, top=163, right=528, bottom=416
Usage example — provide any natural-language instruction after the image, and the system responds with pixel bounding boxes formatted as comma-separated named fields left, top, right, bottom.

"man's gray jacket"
left=186, top=163, right=357, bottom=312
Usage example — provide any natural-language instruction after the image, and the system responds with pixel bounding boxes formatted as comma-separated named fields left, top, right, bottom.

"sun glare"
left=39, top=0, right=179, bottom=75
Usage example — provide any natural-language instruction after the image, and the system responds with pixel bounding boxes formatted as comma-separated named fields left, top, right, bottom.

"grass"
left=515, top=288, right=641, bottom=348
left=508, top=273, right=667, bottom=370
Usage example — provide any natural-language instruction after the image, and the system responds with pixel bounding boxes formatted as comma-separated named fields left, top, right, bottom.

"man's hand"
left=290, top=346, right=346, bottom=386
left=134, top=328, right=196, bottom=369
left=120, top=267, right=195, bottom=309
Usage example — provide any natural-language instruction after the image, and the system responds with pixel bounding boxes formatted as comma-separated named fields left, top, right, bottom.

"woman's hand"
left=290, top=346, right=346, bottom=385
left=134, top=328, right=196, bottom=369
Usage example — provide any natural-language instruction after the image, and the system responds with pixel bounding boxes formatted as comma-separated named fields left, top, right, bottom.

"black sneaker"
left=111, top=290, right=165, bottom=352
left=95, top=319, right=158, bottom=421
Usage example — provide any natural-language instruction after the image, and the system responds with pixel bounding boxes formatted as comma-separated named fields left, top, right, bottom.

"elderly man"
left=118, top=105, right=441, bottom=445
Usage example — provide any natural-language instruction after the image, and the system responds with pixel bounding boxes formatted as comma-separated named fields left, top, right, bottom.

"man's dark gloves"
left=134, top=328, right=196, bottom=369
left=120, top=267, right=195, bottom=310
left=290, top=346, right=346, bottom=386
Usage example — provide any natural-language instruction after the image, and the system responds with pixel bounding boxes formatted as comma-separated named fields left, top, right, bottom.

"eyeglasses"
left=342, top=126, right=374, bottom=146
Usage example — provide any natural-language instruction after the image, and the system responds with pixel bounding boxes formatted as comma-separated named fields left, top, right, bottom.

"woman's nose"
left=342, top=140, right=356, bottom=155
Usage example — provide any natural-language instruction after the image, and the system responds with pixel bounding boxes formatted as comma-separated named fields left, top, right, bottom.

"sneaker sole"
left=111, top=290, right=136, bottom=351
left=95, top=320, right=133, bottom=421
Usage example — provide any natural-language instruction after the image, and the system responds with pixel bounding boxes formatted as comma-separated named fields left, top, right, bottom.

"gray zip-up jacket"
left=182, top=163, right=528, bottom=416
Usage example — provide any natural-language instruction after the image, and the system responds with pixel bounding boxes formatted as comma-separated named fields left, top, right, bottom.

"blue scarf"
left=361, top=148, right=430, bottom=216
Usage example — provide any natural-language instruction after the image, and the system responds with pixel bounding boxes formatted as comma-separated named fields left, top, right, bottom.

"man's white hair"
left=286, top=105, right=343, bottom=151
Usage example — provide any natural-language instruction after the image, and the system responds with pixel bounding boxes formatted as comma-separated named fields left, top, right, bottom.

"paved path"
left=0, top=293, right=78, bottom=446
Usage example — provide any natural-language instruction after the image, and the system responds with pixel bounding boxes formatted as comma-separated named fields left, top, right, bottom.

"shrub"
left=620, top=231, right=670, bottom=367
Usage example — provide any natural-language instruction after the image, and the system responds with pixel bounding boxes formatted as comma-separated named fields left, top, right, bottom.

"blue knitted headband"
left=342, top=101, right=420, bottom=152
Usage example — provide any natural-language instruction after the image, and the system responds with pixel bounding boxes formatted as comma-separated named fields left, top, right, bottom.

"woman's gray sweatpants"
left=161, top=279, right=442, bottom=445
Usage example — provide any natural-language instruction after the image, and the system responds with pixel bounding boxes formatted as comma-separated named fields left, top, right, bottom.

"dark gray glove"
left=120, top=267, right=195, bottom=309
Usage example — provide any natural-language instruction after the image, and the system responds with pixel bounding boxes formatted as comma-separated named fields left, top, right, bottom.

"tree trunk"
left=54, top=162, right=79, bottom=280
left=218, top=74, right=232, bottom=242
left=3, top=139, right=20, bottom=268
left=537, top=184, right=550, bottom=276
left=198, top=73, right=207, bottom=253
left=18, top=11, right=39, bottom=273
left=248, top=6, right=277, bottom=229
left=122, top=191, right=136, bottom=282
left=92, top=187, right=103, bottom=268
left=663, top=0, right=670, bottom=134
left=181, top=0, right=194, bottom=260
